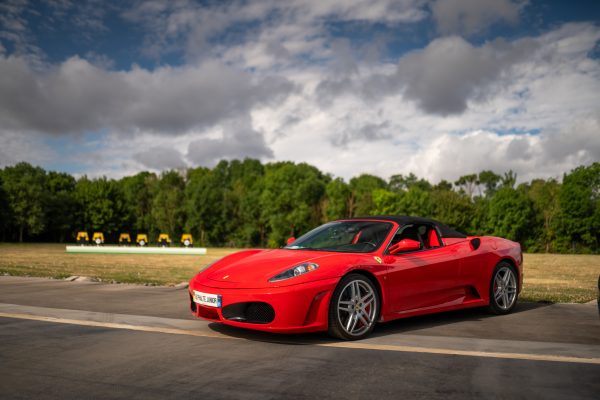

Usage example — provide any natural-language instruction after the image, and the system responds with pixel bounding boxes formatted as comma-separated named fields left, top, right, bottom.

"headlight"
left=268, top=263, right=319, bottom=282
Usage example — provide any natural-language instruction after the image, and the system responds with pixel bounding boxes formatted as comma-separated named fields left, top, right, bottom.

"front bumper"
left=188, top=278, right=338, bottom=333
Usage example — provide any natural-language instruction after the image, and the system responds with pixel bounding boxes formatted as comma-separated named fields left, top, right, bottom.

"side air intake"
left=470, top=238, right=481, bottom=250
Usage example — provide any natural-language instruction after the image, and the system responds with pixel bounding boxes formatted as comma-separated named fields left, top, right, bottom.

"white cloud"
left=260, top=23, right=600, bottom=182
left=0, top=2, right=599, bottom=183
left=186, top=117, right=274, bottom=166
left=431, top=0, right=522, bottom=36
left=0, top=129, right=55, bottom=167
left=0, top=55, right=293, bottom=136
left=392, top=35, right=536, bottom=115
left=404, top=113, right=600, bottom=183
left=133, top=146, right=186, bottom=170
left=123, top=0, right=428, bottom=65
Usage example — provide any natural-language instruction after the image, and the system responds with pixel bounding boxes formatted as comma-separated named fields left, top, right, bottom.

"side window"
left=387, top=225, right=424, bottom=253
left=420, top=224, right=442, bottom=249
left=388, top=224, right=444, bottom=254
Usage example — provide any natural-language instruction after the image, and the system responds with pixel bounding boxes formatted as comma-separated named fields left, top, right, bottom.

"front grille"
left=222, top=302, right=275, bottom=324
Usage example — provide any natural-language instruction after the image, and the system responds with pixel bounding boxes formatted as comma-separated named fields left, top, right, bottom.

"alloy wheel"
left=493, top=266, right=517, bottom=310
left=336, top=279, right=377, bottom=337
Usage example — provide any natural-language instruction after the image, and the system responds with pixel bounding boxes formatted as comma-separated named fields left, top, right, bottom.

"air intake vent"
left=470, top=238, right=481, bottom=250
left=222, top=302, right=275, bottom=324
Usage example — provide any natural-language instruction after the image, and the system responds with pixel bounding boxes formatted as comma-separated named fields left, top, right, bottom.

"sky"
left=0, top=0, right=599, bottom=183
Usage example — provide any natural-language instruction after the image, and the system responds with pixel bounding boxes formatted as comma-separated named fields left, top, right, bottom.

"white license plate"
left=193, top=291, right=222, bottom=308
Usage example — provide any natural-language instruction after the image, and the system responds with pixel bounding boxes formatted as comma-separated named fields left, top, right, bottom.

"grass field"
left=0, top=243, right=598, bottom=303
left=520, top=253, right=599, bottom=303
left=0, top=243, right=238, bottom=286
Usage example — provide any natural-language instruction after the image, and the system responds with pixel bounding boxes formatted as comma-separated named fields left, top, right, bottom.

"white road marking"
left=320, top=341, right=600, bottom=365
left=2, top=308, right=600, bottom=365
left=0, top=312, right=227, bottom=339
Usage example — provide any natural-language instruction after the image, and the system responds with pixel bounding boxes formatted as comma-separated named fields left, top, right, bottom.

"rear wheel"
left=328, top=274, right=379, bottom=340
left=487, top=262, right=518, bottom=314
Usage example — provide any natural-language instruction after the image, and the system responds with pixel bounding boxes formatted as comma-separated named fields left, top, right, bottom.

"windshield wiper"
left=285, top=246, right=322, bottom=251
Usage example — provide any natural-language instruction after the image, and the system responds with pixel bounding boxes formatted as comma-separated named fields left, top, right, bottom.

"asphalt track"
left=0, top=276, right=599, bottom=399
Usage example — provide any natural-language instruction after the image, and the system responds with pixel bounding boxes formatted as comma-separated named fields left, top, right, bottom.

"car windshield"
left=285, top=221, right=393, bottom=253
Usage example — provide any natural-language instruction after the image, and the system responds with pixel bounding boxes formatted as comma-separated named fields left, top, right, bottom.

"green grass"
left=519, top=253, right=599, bottom=303
left=0, top=243, right=598, bottom=303
left=0, top=243, right=239, bottom=285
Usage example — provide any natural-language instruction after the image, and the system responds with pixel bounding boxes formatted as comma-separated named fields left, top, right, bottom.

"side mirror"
left=389, top=238, right=421, bottom=254
left=286, top=237, right=296, bottom=245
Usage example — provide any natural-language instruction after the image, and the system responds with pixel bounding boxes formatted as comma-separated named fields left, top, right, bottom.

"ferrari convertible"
left=189, top=216, right=522, bottom=340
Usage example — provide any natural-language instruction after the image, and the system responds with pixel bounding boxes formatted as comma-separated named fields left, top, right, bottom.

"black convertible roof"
left=350, top=215, right=467, bottom=239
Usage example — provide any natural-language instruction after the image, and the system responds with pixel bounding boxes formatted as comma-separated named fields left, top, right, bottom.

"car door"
left=385, top=224, right=462, bottom=313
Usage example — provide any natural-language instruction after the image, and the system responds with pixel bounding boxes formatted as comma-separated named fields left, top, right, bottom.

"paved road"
left=0, top=276, right=599, bottom=399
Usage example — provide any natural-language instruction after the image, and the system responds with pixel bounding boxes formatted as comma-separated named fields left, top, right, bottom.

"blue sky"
left=0, top=0, right=599, bottom=182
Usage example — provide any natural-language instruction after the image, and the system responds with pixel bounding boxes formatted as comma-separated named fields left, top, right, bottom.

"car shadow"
left=207, top=302, right=551, bottom=345
left=370, top=301, right=547, bottom=338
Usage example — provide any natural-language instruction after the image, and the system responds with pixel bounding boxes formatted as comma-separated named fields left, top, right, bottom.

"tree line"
left=0, top=160, right=598, bottom=253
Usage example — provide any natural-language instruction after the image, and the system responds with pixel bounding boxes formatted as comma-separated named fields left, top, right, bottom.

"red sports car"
left=189, top=216, right=522, bottom=340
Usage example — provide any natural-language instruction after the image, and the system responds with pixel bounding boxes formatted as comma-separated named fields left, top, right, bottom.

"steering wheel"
left=363, top=241, right=377, bottom=248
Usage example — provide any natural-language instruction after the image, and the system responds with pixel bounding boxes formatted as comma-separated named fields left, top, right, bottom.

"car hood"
left=197, top=249, right=348, bottom=288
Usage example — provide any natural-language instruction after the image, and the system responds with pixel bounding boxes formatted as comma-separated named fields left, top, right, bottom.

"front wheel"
left=328, top=274, right=380, bottom=340
left=487, top=262, right=518, bottom=314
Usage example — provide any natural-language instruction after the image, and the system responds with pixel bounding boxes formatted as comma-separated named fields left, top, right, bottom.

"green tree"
left=0, top=172, right=11, bottom=241
left=430, top=188, right=473, bottom=233
left=527, top=179, right=560, bottom=252
left=389, top=173, right=431, bottom=192
left=348, top=174, right=387, bottom=216
left=555, top=163, right=600, bottom=252
left=501, top=170, right=517, bottom=189
left=371, top=187, right=434, bottom=219
left=119, top=172, right=158, bottom=233
left=433, top=180, right=453, bottom=191
left=260, top=162, right=328, bottom=247
left=185, top=165, right=225, bottom=245
left=478, top=170, right=501, bottom=197
left=74, top=176, right=126, bottom=237
left=469, top=197, right=490, bottom=236
left=397, top=187, right=432, bottom=216
left=324, top=178, right=351, bottom=220
left=185, top=160, right=265, bottom=246
left=225, top=159, right=266, bottom=247
left=454, top=174, right=479, bottom=197
left=1, top=162, right=47, bottom=242
left=371, top=189, right=403, bottom=215
left=1, top=159, right=599, bottom=254
left=151, top=170, right=185, bottom=240
left=486, top=186, right=533, bottom=242
left=45, top=171, right=77, bottom=242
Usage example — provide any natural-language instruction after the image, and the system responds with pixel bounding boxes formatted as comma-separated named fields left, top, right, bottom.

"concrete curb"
left=174, top=282, right=189, bottom=290
left=64, top=276, right=97, bottom=283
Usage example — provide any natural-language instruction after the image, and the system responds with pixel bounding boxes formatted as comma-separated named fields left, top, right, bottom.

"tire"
left=487, top=261, right=519, bottom=315
left=328, top=273, right=380, bottom=340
